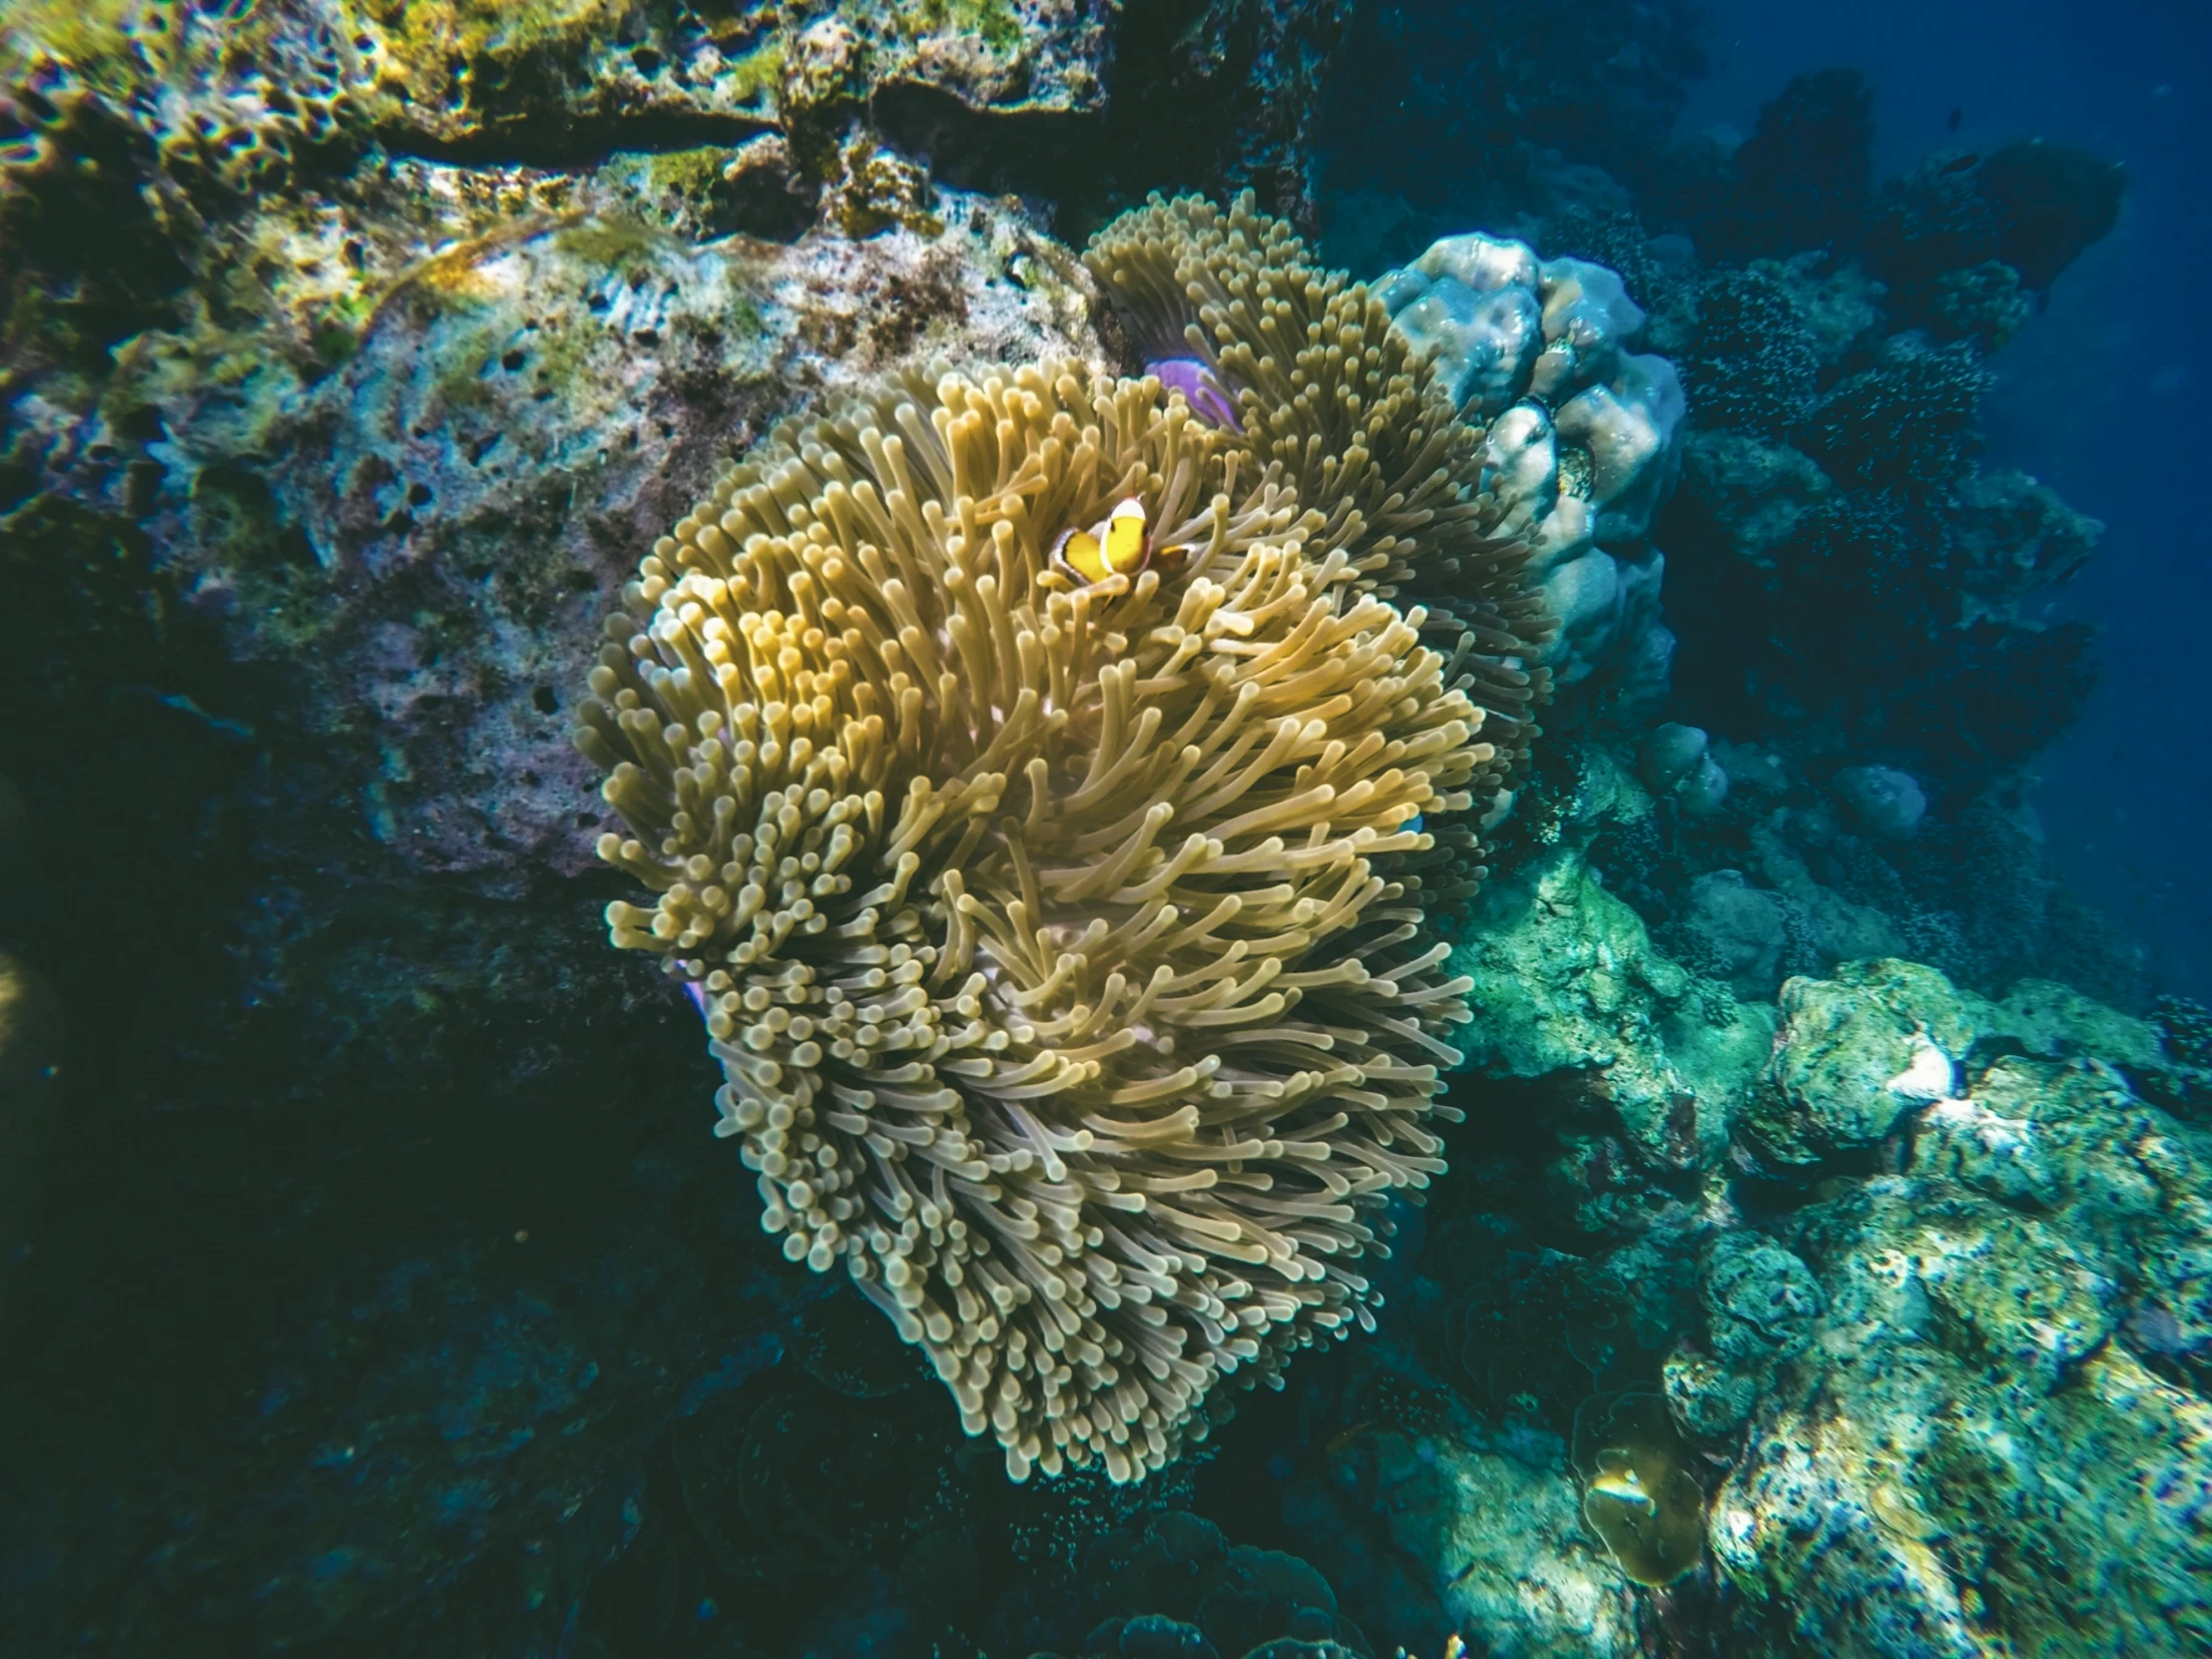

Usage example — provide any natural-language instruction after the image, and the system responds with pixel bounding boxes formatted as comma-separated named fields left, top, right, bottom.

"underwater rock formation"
left=1748, top=957, right=1974, bottom=1168
left=1638, top=722, right=1728, bottom=817
left=1717, top=1040, right=2212, bottom=1655
left=1661, top=418, right=2100, bottom=800
left=1025, top=1510, right=1368, bottom=1659
left=1279, top=1343, right=1640, bottom=1657
left=1377, top=234, right=1686, bottom=702
left=1325, top=788, right=2208, bottom=1655
left=1829, top=765, right=1928, bottom=841
left=1452, top=825, right=1774, bottom=1198
left=1664, top=1230, right=1824, bottom=1438
left=1089, top=0, right=1357, bottom=233
left=1869, top=139, right=2127, bottom=300
left=0, top=0, right=1116, bottom=245
left=1718, top=69, right=1876, bottom=260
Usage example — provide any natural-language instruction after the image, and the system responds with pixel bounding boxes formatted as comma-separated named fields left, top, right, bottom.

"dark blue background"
left=1686, top=0, right=2212, bottom=997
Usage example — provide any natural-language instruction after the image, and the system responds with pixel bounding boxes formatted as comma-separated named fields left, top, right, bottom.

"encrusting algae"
left=577, top=194, right=1554, bottom=1483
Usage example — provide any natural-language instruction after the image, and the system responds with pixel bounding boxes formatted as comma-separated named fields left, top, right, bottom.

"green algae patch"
left=721, top=36, right=786, bottom=111
left=1573, top=1389, right=1706, bottom=1586
left=911, top=0, right=1024, bottom=55
left=2, top=0, right=153, bottom=75
left=645, top=146, right=734, bottom=201
left=551, top=216, right=670, bottom=275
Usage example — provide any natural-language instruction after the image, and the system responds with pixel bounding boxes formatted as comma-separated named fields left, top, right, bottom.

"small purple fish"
left=1148, top=356, right=1242, bottom=430
left=683, top=980, right=711, bottom=1021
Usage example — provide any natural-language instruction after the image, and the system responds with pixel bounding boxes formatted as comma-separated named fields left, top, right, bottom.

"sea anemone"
left=1083, top=194, right=1551, bottom=794
left=578, top=196, right=1552, bottom=1484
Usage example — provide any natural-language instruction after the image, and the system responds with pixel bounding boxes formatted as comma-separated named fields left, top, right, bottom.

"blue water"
left=1687, top=0, right=2212, bottom=997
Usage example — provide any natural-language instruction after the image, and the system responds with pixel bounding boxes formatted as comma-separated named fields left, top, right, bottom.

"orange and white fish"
left=1051, top=497, right=1151, bottom=585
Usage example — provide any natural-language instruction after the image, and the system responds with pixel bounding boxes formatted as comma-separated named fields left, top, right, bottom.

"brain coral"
left=578, top=196, right=1544, bottom=1484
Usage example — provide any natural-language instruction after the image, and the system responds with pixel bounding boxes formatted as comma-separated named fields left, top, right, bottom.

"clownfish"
left=1051, top=497, right=1151, bottom=585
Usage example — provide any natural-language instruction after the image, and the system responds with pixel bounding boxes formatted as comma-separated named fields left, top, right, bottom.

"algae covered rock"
left=1700, top=1232, right=1823, bottom=1375
left=1681, top=868, right=1787, bottom=997
left=1974, top=976, right=2167, bottom=1070
left=1281, top=1347, right=1638, bottom=1658
left=1456, top=839, right=1775, bottom=1182
left=355, top=0, right=1114, bottom=155
left=1750, top=958, right=1974, bottom=1166
left=1662, top=1230, right=1823, bottom=1440
left=229, top=193, right=1091, bottom=886
left=1712, top=1049, right=2212, bottom=1656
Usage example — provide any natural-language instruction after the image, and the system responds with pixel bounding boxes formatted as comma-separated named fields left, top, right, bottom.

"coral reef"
left=1260, top=786, right=2207, bottom=1655
left=1083, top=194, right=1555, bottom=817
left=1800, top=333, right=1987, bottom=494
left=0, top=7, right=1396, bottom=1654
left=1090, top=0, right=1357, bottom=233
left=1869, top=139, right=2127, bottom=299
left=0, top=2, right=2195, bottom=1656
left=353, top=0, right=1112, bottom=156
left=1717, top=1043, right=2212, bottom=1654
left=1661, top=413, right=2102, bottom=798
left=1676, top=267, right=1819, bottom=439
left=1277, top=1341, right=1640, bottom=1657
left=1374, top=233, right=1686, bottom=701
left=1715, top=69, right=1875, bottom=260
left=1748, top=958, right=1972, bottom=1167
left=1829, top=765, right=1927, bottom=841
left=1450, top=798, right=1775, bottom=1200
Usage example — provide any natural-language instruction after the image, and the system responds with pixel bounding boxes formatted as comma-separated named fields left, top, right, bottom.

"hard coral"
left=2, top=3, right=363, bottom=208
left=1870, top=139, right=2125, bottom=295
left=579, top=352, right=1495, bottom=1483
left=1570, top=1388, right=1704, bottom=1585
left=1679, top=267, right=1818, bottom=440
left=1357, top=226, right=1685, bottom=702
left=1802, top=335, right=1986, bottom=494
left=1704, top=69, right=1876, bottom=262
